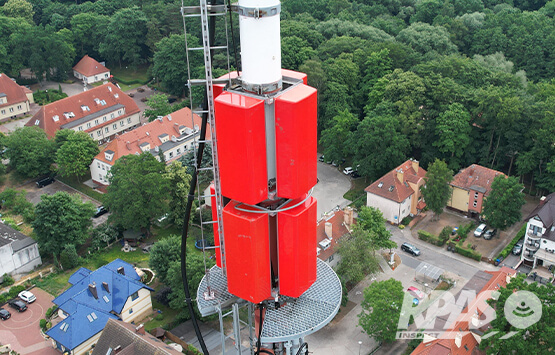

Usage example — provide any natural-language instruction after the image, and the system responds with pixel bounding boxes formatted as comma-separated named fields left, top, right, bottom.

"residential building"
left=520, top=193, right=555, bottom=269
left=73, top=55, right=110, bottom=84
left=0, top=223, right=42, bottom=279
left=365, top=159, right=427, bottom=225
left=0, top=73, right=34, bottom=121
left=46, top=259, right=153, bottom=355
left=90, top=107, right=206, bottom=186
left=411, top=267, right=516, bottom=355
left=317, top=207, right=353, bottom=268
left=26, top=83, right=140, bottom=143
left=447, top=164, right=505, bottom=216
left=92, top=318, right=183, bottom=355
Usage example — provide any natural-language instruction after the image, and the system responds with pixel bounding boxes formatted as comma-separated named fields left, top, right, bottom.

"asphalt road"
left=313, top=159, right=351, bottom=218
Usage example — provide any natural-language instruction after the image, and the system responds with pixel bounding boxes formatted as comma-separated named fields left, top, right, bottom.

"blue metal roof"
left=46, top=303, right=118, bottom=350
left=48, top=259, right=153, bottom=351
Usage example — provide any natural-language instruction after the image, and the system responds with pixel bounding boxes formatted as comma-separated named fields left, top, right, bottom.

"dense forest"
left=0, top=0, right=554, bottom=194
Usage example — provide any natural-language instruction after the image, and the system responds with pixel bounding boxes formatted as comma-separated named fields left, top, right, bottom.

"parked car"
left=483, top=228, right=497, bottom=240
left=8, top=299, right=27, bottom=312
left=18, top=290, right=36, bottom=303
left=36, top=176, right=54, bottom=188
left=93, top=206, right=108, bottom=218
left=318, top=155, right=324, bottom=162
left=401, top=242, right=421, bottom=256
left=474, top=223, right=487, bottom=237
left=407, top=286, right=425, bottom=300
left=0, top=308, right=10, bottom=320
left=343, top=167, right=353, bottom=175
left=513, top=239, right=524, bottom=255
left=351, top=171, right=361, bottom=178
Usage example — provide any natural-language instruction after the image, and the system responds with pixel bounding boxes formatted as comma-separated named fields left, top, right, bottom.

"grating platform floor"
left=196, top=258, right=342, bottom=342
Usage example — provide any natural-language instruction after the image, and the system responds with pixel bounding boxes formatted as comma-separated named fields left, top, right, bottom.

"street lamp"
left=358, top=340, right=362, bottom=355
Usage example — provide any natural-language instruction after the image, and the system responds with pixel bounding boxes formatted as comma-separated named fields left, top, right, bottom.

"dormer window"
left=378, top=182, right=383, bottom=188
left=94, top=98, right=101, bottom=104
left=81, top=105, right=90, bottom=111
left=139, top=142, right=150, bottom=152
left=114, top=93, right=119, bottom=99
left=104, top=150, right=114, bottom=161
left=52, top=115, right=59, bottom=122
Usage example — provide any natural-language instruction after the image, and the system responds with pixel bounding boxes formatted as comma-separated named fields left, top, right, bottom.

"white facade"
left=73, top=70, right=110, bottom=84
left=0, top=241, right=42, bottom=278
left=71, top=111, right=141, bottom=144
left=367, top=192, right=412, bottom=225
left=521, top=216, right=555, bottom=268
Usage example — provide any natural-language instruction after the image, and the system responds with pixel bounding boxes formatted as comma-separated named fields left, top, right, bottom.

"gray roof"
left=0, top=223, right=37, bottom=251
left=61, top=104, right=124, bottom=129
left=149, top=131, right=200, bottom=157
left=526, top=192, right=555, bottom=228
left=0, top=93, right=6, bottom=98
left=469, top=185, right=486, bottom=193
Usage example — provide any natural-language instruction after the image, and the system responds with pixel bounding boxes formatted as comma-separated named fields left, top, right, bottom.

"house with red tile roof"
left=0, top=73, right=34, bottom=121
left=365, top=159, right=427, bottom=225
left=411, top=267, right=516, bottom=355
left=26, top=83, right=140, bottom=143
left=73, top=55, right=110, bottom=84
left=447, top=164, right=505, bottom=216
left=316, top=207, right=354, bottom=267
left=90, top=107, right=206, bottom=186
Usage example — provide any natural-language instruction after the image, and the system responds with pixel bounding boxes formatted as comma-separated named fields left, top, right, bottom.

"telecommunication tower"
left=181, top=1, right=342, bottom=354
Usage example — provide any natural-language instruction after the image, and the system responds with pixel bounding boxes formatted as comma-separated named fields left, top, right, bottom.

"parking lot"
left=312, top=158, right=351, bottom=218
left=0, top=288, right=58, bottom=355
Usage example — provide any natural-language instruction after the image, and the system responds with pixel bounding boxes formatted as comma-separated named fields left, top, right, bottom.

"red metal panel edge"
left=209, top=183, right=221, bottom=268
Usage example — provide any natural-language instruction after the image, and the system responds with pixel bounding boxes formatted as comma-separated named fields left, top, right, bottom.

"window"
left=9, top=107, right=13, bottom=113
left=97, top=163, right=100, bottom=168
left=89, top=134, right=93, bottom=138
left=177, top=148, right=181, bottom=154
left=127, top=118, right=131, bottom=123
left=112, top=124, right=117, bottom=130
left=120, top=120, right=124, bottom=126
left=328, top=254, right=334, bottom=262
left=1, top=110, right=5, bottom=115
left=169, top=152, right=173, bottom=158
left=102, top=165, right=105, bottom=170
left=94, top=119, right=99, bottom=125
left=473, top=201, right=478, bottom=208
left=17, top=105, right=22, bottom=110
left=110, top=113, right=114, bottom=119
left=474, top=192, right=479, bottom=199
left=103, top=116, right=107, bottom=122
left=87, top=122, right=91, bottom=128
left=129, top=308, right=133, bottom=314
left=105, top=127, right=109, bottom=133
left=105, top=74, right=109, bottom=78
left=118, top=110, right=122, bottom=114
left=97, top=130, right=101, bottom=137
left=78, top=126, right=83, bottom=131
left=131, top=291, right=139, bottom=301
left=99, top=173, right=102, bottom=179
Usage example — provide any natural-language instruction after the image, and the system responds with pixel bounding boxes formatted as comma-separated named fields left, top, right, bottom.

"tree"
left=357, top=206, right=397, bottom=252
left=143, top=94, right=172, bottom=122
left=335, top=225, right=380, bottom=288
left=165, top=161, right=192, bottom=228
left=98, top=7, right=148, bottom=69
left=55, top=131, right=99, bottom=180
left=480, top=273, right=555, bottom=354
left=433, top=103, right=471, bottom=170
left=420, top=159, right=453, bottom=220
left=281, top=36, right=316, bottom=71
left=396, top=22, right=458, bottom=55
left=148, top=234, right=181, bottom=284
left=105, top=153, right=170, bottom=233
left=1, top=0, right=34, bottom=24
left=180, top=145, right=213, bottom=185
left=32, top=192, right=96, bottom=260
left=70, top=12, right=110, bottom=58
left=319, top=109, right=358, bottom=164
left=91, top=223, right=119, bottom=250
left=5, top=127, right=54, bottom=178
left=359, top=278, right=404, bottom=343
left=482, top=175, right=525, bottom=230
left=59, top=244, right=80, bottom=270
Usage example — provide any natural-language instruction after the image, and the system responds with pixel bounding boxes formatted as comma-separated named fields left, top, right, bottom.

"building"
left=46, top=259, right=153, bottom=355
left=411, top=267, right=516, bottom=355
left=0, top=223, right=42, bottom=279
left=365, top=159, right=427, bottom=225
left=90, top=107, right=205, bottom=186
left=447, top=164, right=505, bottom=216
left=26, top=83, right=140, bottom=143
left=317, top=207, right=353, bottom=268
left=0, top=73, right=34, bottom=121
left=520, top=193, right=555, bottom=269
left=92, top=318, right=183, bottom=355
left=73, top=55, right=110, bottom=84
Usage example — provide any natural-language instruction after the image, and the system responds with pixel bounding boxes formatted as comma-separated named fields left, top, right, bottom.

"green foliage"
left=457, top=222, right=475, bottom=239
left=59, top=244, right=80, bottom=270
left=180, top=145, right=213, bottom=185
left=420, top=159, right=453, bottom=219
left=320, top=110, right=358, bottom=164
left=45, top=306, right=55, bottom=319
left=105, top=153, right=169, bottom=232
left=39, top=318, right=47, bottom=330
left=454, top=244, right=482, bottom=261
left=55, top=131, right=99, bottom=179
left=91, top=223, right=120, bottom=250
left=1, top=273, right=15, bottom=287
left=498, top=224, right=527, bottom=259
left=33, top=89, right=68, bottom=105
left=417, top=228, right=450, bottom=246
left=143, top=94, right=172, bottom=122
left=32, top=191, right=96, bottom=259
left=482, top=176, right=526, bottom=230
left=336, top=225, right=381, bottom=287
left=8, top=285, right=25, bottom=298
left=357, top=206, right=397, bottom=251
left=0, top=188, right=34, bottom=216
left=359, top=278, right=404, bottom=343
left=1, top=0, right=35, bottom=24
left=5, top=127, right=55, bottom=178
left=148, top=234, right=181, bottom=285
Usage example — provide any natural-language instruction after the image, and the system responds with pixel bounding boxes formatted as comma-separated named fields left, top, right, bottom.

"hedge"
left=455, top=244, right=482, bottom=261
left=498, top=224, right=527, bottom=260
left=417, top=228, right=450, bottom=247
left=457, top=222, right=475, bottom=239
left=112, top=76, right=150, bottom=86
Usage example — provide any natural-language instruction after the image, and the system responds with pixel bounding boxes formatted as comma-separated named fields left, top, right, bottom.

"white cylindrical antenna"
left=238, top=0, right=282, bottom=94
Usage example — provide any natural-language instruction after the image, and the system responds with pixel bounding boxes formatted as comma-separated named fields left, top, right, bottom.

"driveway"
left=34, top=81, right=92, bottom=97
left=124, top=85, right=158, bottom=124
left=313, top=158, right=351, bottom=218
left=0, top=288, right=58, bottom=355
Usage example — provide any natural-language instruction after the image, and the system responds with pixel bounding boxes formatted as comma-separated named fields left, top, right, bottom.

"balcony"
left=527, top=231, right=542, bottom=241
left=525, top=241, right=540, bottom=252
left=523, top=252, right=536, bottom=261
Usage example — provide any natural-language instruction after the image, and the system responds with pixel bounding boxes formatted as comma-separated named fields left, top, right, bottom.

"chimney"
left=88, top=283, right=98, bottom=299
left=102, top=281, right=110, bottom=293
left=325, top=222, right=333, bottom=239
left=126, top=141, right=131, bottom=151
left=411, top=159, right=419, bottom=174
left=135, top=324, right=145, bottom=335
left=343, top=207, right=354, bottom=227
left=454, top=332, right=463, bottom=348
left=396, top=168, right=404, bottom=183
left=174, top=123, right=180, bottom=134
left=117, top=266, right=125, bottom=275
left=540, top=196, right=547, bottom=206
left=113, top=345, right=122, bottom=354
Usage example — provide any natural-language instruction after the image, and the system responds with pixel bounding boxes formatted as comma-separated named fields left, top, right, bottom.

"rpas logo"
left=395, top=290, right=541, bottom=340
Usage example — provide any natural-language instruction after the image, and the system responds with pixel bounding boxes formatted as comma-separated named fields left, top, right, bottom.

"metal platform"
left=197, top=258, right=342, bottom=342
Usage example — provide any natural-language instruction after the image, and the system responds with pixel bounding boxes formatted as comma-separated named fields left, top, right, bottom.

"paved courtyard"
left=0, top=288, right=58, bottom=355
left=313, top=158, right=351, bottom=218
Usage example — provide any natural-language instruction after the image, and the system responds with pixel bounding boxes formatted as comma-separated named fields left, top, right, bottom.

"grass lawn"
left=56, top=175, right=105, bottom=203
left=144, top=298, right=180, bottom=332
left=118, top=82, right=143, bottom=91
left=34, top=269, right=73, bottom=296
left=111, top=65, right=150, bottom=83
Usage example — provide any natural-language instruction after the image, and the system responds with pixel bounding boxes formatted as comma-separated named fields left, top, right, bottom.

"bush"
left=33, top=89, right=68, bottom=105
left=8, top=285, right=25, bottom=298
left=401, top=216, right=413, bottom=226
left=1, top=273, right=15, bottom=287
left=45, top=306, right=55, bottom=319
left=418, top=229, right=448, bottom=246
left=457, top=222, right=475, bottom=239
left=2, top=217, right=21, bottom=231
left=40, top=318, right=47, bottom=330
left=454, top=244, right=482, bottom=261
left=22, top=207, right=36, bottom=223
left=498, top=224, right=527, bottom=259
left=0, top=292, right=7, bottom=304
left=154, top=313, right=164, bottom=321
left=154, top=286, right=172, bottom=307
left=438, top=226, right=451, bottom=245
left=60, top=244, right=80, bottom=270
